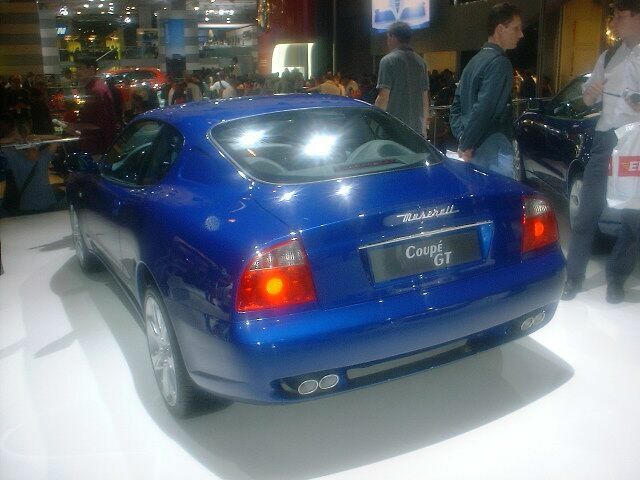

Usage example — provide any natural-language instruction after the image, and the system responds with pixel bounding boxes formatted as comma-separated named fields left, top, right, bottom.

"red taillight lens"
left=521, top=196, right=559, bottom=253
left=236, top=239, right=317, bottom=312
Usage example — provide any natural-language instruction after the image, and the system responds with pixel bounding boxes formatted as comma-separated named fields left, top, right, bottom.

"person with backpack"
left=449, top=3, right=523, bottom=178
left=210, top=73, right=235, bottom=99
left=562, top=0, right=640, bottom=304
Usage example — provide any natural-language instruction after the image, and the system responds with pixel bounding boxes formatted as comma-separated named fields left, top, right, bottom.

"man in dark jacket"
left=449, top=3, right=523, bottom=177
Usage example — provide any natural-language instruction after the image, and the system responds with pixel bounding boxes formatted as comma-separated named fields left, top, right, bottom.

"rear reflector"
left=521, top=196, right=559, bottom=253
left=236, top=238, right=317, bottom=312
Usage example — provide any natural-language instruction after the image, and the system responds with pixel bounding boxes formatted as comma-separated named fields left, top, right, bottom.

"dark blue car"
left=514, top=74, right=620, bottom=236
left=66, top=94, right=565, bottom=416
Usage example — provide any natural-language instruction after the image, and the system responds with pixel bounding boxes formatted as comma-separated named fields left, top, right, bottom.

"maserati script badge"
left=383, top=205, right=460, bottom=227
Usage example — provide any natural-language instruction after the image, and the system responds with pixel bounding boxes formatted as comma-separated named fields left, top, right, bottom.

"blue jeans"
left=470, top=133, right=515, bottom=179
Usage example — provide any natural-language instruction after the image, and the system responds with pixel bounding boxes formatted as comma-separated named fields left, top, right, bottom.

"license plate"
left=366, top=230, right=482, bottom=283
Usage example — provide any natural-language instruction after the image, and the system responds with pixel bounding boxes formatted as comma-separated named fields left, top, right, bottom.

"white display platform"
left=1, top=208, right=639, bottom=480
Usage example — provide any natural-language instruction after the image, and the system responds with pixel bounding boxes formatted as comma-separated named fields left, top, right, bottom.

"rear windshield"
left=209, top=107, right=441, bottom=184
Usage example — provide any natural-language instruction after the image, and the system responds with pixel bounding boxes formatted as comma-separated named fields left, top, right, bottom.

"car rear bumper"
left=174, top=248, right=565, bottom=404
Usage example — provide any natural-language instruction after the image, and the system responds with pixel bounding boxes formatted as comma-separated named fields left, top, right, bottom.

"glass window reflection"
left=210, top=107, right=441, bottom=184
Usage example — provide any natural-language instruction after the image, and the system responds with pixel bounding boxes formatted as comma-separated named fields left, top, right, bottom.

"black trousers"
left=566, top=129, right=640, bottom=285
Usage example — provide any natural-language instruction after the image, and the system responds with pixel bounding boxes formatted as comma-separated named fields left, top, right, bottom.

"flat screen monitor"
left=372, top=0, right=430, bottom=32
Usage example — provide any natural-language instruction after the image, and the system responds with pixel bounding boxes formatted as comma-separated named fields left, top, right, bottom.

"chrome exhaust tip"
left=521, top=310, right=546, bottom=331
left=297, top=379, right=319, bottom=395
left=520, top=317, right=535, bottom=331
left=318, top=374, right=339, bottom=390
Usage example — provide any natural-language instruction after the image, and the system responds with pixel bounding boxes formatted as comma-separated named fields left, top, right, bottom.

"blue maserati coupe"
left=66, top=94, right=565, bottom=416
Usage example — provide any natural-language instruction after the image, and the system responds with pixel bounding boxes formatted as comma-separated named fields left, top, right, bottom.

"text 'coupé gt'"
left=66, top=94, right=565, bottom=416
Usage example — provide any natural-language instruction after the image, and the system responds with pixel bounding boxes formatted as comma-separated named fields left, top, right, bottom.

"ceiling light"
left=98, top=3, right=103, bottom=7
left=83, top=3, right=89, bottom=7
left=205, top=17, right=209, bottom=21
left=124, top=16, right=131, bottom=23
left=194, top=6, right=200, bottom=10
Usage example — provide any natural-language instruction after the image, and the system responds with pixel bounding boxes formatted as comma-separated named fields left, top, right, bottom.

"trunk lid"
left=251, top=162, right=527, bottom=309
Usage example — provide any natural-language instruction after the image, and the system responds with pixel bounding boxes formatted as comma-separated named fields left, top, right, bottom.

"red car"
left=100, top=67, right=167, bottom=90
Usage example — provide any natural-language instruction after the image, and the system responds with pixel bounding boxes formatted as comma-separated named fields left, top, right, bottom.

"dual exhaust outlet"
left=294, top=310, right=546, bottom=396
left=297, top=374, right=340, bottom=396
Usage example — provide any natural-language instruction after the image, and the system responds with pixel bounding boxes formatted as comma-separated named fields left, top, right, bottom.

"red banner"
left=617, top=156, right=640, bottom=177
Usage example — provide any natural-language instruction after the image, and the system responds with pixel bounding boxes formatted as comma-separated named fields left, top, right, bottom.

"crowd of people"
left=0, top=39, right=561, bottom=220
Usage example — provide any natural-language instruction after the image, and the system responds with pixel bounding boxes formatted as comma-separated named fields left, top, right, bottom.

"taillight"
left=521, top=196, right=559, bottom=253
left=236, top=238, right=317, bottom=312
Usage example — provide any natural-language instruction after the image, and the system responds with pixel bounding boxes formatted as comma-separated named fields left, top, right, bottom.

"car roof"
left=138, top=94, right=373, bottom=136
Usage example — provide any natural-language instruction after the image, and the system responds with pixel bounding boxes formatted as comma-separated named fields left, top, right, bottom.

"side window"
left=139, top=125, right=184, bottom=185
left=103, top=121, right=162, bottom=184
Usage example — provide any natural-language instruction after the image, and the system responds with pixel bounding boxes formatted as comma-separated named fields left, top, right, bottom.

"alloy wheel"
left=512, top=140, right=523, bottom=181
left=145, top=295, right=178, bottom=407
left=569, top=178, right=582, bottom=229
left=69, top=206, right=86, bottom=265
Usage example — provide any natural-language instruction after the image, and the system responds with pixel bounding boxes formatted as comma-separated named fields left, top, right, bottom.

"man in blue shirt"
left=450, top=3, right=523, bottom=177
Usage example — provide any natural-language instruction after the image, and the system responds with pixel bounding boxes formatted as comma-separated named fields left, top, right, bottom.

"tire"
left=144, top=286, right=199, bottom=417
left=69, top=205, right=102, bottom=273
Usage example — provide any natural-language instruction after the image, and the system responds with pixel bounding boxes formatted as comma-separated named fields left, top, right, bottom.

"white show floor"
left=1, top=207, right=639, bottom=480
